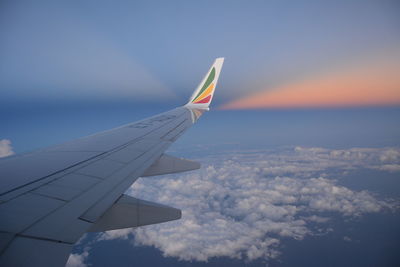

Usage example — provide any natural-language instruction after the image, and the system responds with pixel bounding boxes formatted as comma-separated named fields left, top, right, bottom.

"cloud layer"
left=94, top=146, right=399, bottom=262
left=0, top=139, right=14, bottom=158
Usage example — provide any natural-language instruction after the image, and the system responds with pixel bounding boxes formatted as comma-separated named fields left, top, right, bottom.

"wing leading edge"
left=0, top=58, right=224, bottom=266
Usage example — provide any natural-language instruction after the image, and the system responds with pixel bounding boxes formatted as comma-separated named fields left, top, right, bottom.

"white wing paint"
left=0, top=58, right=224, bottom=266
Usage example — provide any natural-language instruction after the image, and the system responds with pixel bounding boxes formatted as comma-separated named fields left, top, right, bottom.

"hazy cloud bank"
left=0, top=139, right=14, bottom=158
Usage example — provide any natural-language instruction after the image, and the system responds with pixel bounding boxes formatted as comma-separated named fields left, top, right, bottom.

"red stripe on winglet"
left=193, top=95, right=211, bottom=104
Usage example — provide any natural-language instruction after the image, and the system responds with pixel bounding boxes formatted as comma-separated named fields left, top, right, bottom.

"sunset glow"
left=221, top=58, right=400, bottom=109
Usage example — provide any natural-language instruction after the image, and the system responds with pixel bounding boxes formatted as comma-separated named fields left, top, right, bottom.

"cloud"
left=378, top=164, right=400, bottom=172
left=97, top=229, right=133, bottom=241
left=343, top=236, right=352, bottom=242
left=379, top=149, right=400, bottom=163
left=294, top=146, right=400, bottom=172
left=66, top=251, right=88, bottom=267
left=0, top=139, right=14, bottom=158
left=95, top=146, right=398, bottom=262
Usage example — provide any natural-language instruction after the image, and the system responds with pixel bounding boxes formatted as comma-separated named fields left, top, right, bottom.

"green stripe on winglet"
left=194, top=67, right=215, bottom=100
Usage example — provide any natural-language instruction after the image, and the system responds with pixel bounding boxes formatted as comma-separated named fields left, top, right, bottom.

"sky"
left=1, top=0, right=399, bottom=108
left=1, top=0, right=400, bottom=266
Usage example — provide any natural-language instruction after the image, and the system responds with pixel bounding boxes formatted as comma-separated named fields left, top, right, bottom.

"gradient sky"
left=1, top=0, right=399, bottom=108
left=221, top=52, right=400, bottom=109
left=1, top=2, right=400, bottom=267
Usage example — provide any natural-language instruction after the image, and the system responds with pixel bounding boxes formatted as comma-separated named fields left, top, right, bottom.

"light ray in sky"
left=0, top=1, right=176, bottom=102
left=220, top=52, right=400, bottom=109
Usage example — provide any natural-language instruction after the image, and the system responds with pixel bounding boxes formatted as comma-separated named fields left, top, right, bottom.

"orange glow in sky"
left=221, top=57, right=400, bottom=109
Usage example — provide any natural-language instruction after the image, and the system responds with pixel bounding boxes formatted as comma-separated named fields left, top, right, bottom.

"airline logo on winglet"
left=186, top=58, right=224, bottom=109
left=191, top=67, right=216, bottom=104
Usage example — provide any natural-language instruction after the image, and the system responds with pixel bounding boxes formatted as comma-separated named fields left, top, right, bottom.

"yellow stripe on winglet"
left=193, top=83, right=215, bottom=102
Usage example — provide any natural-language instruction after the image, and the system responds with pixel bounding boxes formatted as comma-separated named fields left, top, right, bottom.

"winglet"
left=185, top=58, right=224, bottom=109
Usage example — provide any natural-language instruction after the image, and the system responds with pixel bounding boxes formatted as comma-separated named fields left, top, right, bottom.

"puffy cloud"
left=379, top=149, right=400, bottom=163
left=98, top=229, right=133, bottom=241
left=0, top=139, right=14, bottom=158
left=301, top=215, right=330, bottom=223
left=66, top=251, right=88, bottom=267
left=95, top=146, right=398, bottom=262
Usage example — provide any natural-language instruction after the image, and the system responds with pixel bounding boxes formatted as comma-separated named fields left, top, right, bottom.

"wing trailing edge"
left=89, top=194, right=181, bottom=232
left=142, top=154, right=200, bottom=177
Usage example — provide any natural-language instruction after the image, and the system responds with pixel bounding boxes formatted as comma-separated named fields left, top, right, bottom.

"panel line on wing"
left=80, top=141, right=172, bottom=222
left=16, top=234, right=75, bottom=245
left=0, top=110, right=189, bottom=200
left=0, top=151, right=109, bottom=198
left=21, top=139, right=173, bottom=240
left=30, top=192, right=69, bottom=203
left=160, top=119, right=187, bottom=140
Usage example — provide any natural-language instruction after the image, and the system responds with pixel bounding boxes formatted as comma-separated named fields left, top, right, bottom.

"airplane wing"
left=0, top=58, right=224, bottom=266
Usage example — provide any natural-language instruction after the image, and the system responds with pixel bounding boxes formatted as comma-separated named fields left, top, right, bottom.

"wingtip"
left=215, top=57, right=225, bottom=64
left=185, top=58, right=224, bottom=109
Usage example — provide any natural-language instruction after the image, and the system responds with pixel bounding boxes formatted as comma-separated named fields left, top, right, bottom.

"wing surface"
left=0, top=58, right=224, bottom=266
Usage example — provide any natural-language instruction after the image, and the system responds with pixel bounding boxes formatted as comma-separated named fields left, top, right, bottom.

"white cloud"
left=379, top=149, right=400, bottom=163
left=98, top=229, right=133, bottom=241
left=291, top=146, right=400, bottom=174
left=94, top=147, right=398, bottom=262
left=294, top=146, right=400, bottom=168
left=0, top=139, right=14, bottom=158
left=343, top=236, right=352, bottom=242
left=66, top=251, right=88, bottom=267
left=301, top=215, right=330, bottom=223
left=378, top=164, right=400, bottom=172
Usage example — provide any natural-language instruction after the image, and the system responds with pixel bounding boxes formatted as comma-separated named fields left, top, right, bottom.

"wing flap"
left=142, top=154, right=200, bottom=177
left=89, top=194, right=181, bottom=232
